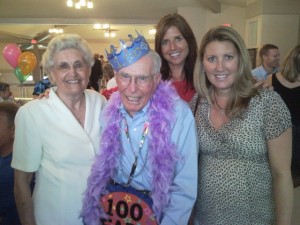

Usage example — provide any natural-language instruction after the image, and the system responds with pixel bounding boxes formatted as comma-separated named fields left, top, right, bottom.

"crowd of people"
left=0, top=12, right=298, bottom=225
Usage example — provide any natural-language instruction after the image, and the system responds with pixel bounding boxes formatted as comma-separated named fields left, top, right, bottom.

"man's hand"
left=38, top=89, right=50, bottom=99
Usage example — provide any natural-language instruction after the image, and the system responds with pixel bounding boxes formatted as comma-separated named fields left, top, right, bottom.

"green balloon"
left=14, top=66, right=30, bottom=83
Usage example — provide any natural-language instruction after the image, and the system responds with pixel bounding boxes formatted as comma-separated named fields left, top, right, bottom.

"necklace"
left=122, top=118, right=149, bottom=186
left=213, top=89, right=225, bottom=113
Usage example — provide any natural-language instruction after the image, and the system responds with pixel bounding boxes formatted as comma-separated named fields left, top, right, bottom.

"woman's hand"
left=254, top=78, right=273, bottom=90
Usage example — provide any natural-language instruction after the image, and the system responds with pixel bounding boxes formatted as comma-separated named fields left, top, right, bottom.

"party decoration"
left=14, top=67, right=30, bottom=83
left=2, top=44, right=21, bottom=68
left=18, top=52, right=37, bottom=75
left=100, top=191, right=157, bottom=225
left=106, top=31, right=150, bottom=72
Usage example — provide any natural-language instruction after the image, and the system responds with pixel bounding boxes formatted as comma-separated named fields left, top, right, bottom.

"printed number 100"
left=106, top=199, right=143, bottom=221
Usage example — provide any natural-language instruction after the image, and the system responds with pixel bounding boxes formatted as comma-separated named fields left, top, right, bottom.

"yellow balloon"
left=18, top=52, right=37, bottom=75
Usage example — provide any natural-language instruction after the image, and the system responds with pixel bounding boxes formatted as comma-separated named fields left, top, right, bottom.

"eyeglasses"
left=117, top=73, right=155, bottom=87
left=54, top=61, right=87, bottom=74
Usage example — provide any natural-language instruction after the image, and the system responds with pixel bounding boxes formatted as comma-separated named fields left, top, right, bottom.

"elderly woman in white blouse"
left=12, top=34, right=106, bottom=225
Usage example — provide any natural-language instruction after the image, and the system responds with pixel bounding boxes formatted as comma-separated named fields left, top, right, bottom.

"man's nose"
left=128, top=77, right=137, bottom=92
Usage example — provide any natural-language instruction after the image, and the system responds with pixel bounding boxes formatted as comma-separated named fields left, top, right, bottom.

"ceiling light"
left=94, top=24, right=110, bottom=30
left=75, top=1, right=81, bottom=9
left=103, top=24, right=110, bottom=29
left=104, top=31, right=116, bottom=38
left=66, top=0, right=93, bottom=9
left=94, top=24, right=101, bottom=29
left=67, top=0, right=73, bottom=7
left=149, top=28, right=156, bottom=35
left=80, top=0, right=86, bottom=7
left=87, top=0, right=93, bottom=8
left=49, top=28, right=64, bottom=34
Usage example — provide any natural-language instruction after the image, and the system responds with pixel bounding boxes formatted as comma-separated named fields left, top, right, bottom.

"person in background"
left=104, top=62, right=117, bottom=90
left=32, top=77, right=52, bottom=99
left=190, top=26, right=293, bottom=225
left=100, top=62, right=118, bottom=100
left=267, top=45, right=300, bottom=187
left=155, top=13, right=197, bottom=102
left=99, top=54, right=107, bottom=64
left=0, top=102, right=20, bottom=225
left=252, top=44, right=280, bottom=80
left=0, top=82, right=15, bottom=103
left=88, top=53, right=103, bottom=92
left=12, top=34, right=106, bottom=225
left=81, top=33, right=198, bottom=225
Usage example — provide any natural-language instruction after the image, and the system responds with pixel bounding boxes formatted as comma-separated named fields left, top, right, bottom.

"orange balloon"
left=18, top=52, right=37, bottom=75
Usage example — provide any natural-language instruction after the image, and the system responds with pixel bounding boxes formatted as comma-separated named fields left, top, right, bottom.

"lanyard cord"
left=123, top=118, right=149, bottom=186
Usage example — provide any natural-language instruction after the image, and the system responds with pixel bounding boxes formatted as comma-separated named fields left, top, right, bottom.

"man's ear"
left=154, top=72, right=162, bottom=84
left=49, top=71, right=56, bottom=84
left=10, top=125, right=15, bottom=139
left=262, top=54, right=268, bottom=61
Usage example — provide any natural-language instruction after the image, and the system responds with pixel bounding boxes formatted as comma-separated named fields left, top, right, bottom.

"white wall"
left=261, top=14, right=300, bottom=61
left=179, top=5, right=246, bottom=50
left=206, top=4, right=246, bottom=41
left=178, top=7, right=207, bottom=49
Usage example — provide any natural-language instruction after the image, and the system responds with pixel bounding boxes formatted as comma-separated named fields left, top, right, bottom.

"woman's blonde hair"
left=194, top=26, right=258, bottom=118
left=281, top=45, right=300, bottom=82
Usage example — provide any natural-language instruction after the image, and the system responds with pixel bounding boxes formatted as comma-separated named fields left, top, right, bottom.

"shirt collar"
left=119, top=101, right=150, bottom=119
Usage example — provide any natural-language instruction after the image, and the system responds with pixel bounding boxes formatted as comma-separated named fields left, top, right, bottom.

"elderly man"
left=81, top=33, right=198, bottom=225
left=252, top=44, right=280, bottom=80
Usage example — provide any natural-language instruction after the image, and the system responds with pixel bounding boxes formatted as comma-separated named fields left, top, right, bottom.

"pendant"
left=126, top=157, right=138, bottom=186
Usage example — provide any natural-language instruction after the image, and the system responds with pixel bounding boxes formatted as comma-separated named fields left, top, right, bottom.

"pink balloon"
left=2, top=44, right=21, bottom=68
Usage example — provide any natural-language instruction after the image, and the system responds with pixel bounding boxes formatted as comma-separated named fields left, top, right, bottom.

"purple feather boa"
left=81, top=81, right=180, bottom=225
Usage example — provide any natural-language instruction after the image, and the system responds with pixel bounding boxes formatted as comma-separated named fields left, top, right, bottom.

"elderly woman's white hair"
left=41, top=34, right=94, bottom=81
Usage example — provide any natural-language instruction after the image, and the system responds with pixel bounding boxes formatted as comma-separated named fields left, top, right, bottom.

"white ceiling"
left=0, top=0, right=248, bottom=45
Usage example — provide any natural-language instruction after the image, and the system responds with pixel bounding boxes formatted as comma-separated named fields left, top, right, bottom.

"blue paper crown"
left=106, top=31, right=150, bottom=71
